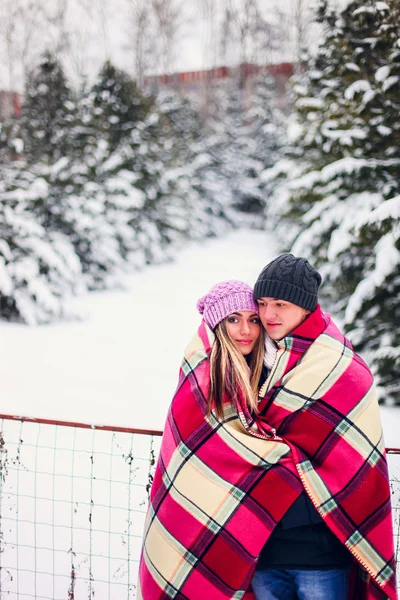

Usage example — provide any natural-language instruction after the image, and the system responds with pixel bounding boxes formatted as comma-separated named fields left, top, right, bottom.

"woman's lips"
left=236, top=339, right=253, bottom=345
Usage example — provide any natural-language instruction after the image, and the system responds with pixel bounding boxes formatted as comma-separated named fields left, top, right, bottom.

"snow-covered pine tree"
left=99, top=86, right=233, bottom=269
left=186, top=81, right=237, bottom=226
left=0, top=119, right=11, bottom=164
left=327, top=1, right=400, bottom=403
left=266, top=0, right=400, bottom=402
left=87, top=60, right=150, bottom=152
left=28, top=62, right=158, bottom=289
left=247, top=72, right=285, bottom=171
left=155, top=88, right=233, bottom=242
left=343, top=196, right=400, bottom=403
left=204, top=69, right=285, bottom=220
left=0, top=117, right=23, bottom=163
left=41, top=149, right=132, bottom=290
left=0, top=165, right=83, bottom=324
left=19, top=51, right=76, bottom=165
left=87, top=100, right=174, bottom=266
left=246, top=71, right=287, bottom=216
left=210, top=73, right=265, bottom=215
left=156, top=88, right=203, bottom=154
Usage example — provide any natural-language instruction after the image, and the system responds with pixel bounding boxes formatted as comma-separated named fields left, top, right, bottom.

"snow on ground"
left=0, top=227, right=398, bottom=442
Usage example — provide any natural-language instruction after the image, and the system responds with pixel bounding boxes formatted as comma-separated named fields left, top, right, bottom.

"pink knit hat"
left=196, top=280, right=258, bottom=330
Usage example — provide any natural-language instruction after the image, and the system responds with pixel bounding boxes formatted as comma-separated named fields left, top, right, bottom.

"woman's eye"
left=251, top=318, right=261, bottom=324
left=227, top=317, right=238, bottom=323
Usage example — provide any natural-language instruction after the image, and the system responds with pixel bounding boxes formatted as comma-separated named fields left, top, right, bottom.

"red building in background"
left=0, top=63, right=294, bottom=122
left=0, top=91, right=21, bottom=120
left=144, top=62, right=295, bottom=114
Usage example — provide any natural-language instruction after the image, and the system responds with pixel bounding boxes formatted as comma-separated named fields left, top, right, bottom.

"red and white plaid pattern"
left=138, top=307, right=397, bottom=599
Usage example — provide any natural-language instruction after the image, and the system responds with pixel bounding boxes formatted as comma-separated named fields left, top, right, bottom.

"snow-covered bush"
left=264, top=0, right=400, bottom=402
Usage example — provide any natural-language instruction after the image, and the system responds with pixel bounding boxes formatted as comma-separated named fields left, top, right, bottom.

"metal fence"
left=0, top=414, right=399, bottom=599
left=388, top=448, right=400, bottom=591
left=0, top=415, right=162, bottom=599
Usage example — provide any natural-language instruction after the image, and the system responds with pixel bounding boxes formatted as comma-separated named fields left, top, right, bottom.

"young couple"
left=138, top=254, right=397, bottom=600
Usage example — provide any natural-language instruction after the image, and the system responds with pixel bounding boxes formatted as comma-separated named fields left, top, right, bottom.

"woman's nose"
left=240, top=321, right=250, bottom=335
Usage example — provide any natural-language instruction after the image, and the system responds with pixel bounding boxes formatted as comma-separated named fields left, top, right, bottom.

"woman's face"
left=225, top=311, right=261, bottom=355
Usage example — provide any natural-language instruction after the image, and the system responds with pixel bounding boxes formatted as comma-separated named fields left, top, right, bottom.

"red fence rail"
left=0, top=413, right=163, bottom=437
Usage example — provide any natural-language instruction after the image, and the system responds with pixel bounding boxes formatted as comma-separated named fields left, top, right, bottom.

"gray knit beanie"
left=253, top=254, right=322, bottom=312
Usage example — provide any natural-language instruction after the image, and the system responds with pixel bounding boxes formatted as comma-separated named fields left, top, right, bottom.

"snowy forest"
left=0, top=0, right=399, bottom=403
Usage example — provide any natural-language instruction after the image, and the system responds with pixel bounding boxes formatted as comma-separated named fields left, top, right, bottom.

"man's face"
left=256, top=297, right=310, bottom=340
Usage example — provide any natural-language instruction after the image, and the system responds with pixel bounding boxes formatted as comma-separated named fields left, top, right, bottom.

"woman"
left=137, top=280, right=295, bottom=599
left=196, top=280, right=265, bottom=419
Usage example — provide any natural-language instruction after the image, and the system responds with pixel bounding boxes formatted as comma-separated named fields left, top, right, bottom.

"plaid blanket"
left=138, top=307, right=397, bottom=600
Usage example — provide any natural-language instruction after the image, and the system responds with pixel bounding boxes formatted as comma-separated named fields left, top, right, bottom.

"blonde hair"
left=208, top=319, right=264, bottom=419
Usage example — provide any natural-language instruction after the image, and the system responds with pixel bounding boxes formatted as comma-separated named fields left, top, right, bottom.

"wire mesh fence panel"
left=0, top=417, right=399, bottom=598
left=388, top=450, right=400, bottom=591
left=0, top=418, right=160, bottom=600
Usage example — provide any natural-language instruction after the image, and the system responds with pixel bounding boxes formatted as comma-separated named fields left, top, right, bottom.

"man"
left=251, top=253, right=397, bottom=600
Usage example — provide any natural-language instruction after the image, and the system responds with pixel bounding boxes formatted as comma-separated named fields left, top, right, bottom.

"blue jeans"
left=252, top=568, right=350, bottom=600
